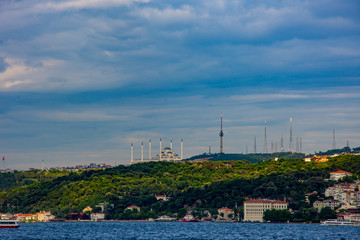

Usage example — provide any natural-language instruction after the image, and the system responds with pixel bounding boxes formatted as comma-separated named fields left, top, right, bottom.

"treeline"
left=186, top=152, right=305, bottom=163
left=0, top=155, right=359, bottom=219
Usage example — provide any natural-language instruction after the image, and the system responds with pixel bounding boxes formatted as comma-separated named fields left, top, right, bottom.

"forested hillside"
left=0, top=155, right=359, bottom=220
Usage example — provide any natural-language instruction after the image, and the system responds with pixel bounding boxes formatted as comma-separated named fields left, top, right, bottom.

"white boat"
left=321, top=219, right=360, bottom=226
left=154, top=215, right=177, bottom=222
left=0, top=219, right=19, bottom=228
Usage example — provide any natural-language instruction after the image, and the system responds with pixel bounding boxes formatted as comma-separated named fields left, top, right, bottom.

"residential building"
left=37, top=211, right=55, bottom=222
left=217, top=207, right=234, bottom=221
left=155, top=195, right=170, bottom=201
left=91, top=213, right=105, bottom=221
left=305, top=191, right=317, bottom=203
left=0, top=213, right=14, bottom=220
left=330, top=170, right=352, bottom=181
left=313, top=199, right=340, bottom=212
left=125, top=205, right=141, bottom=212
left=325, top=183, right=359, bottom=201
left=341, top=191, right=360, bottom=209
left=243, top=199, right=288, bottom=222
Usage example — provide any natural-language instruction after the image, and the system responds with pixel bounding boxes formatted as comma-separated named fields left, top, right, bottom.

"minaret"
left=170, top=140, right=173, bottom=150
left=264, top=121, right=267, bottom=153
left=271, top=141, right=274, bottom=153
left=141, top=142, right=144, bottom=161
left=131, top=143, right=134, bottom=164
left=289, top=117, right=293, bottom=152
left=181, top=138, right=183, bottom=160
left=281, top=135, right=284, bottom=152
left=149, top=139, right=152, bottom=160
left=209, top=144, right=211, bottom=154
left=160, top=138, right=162, bottom=161
left=254, top=136, right=257, bottom=153
left=347, top=140, right=349, bottom=148
left=275, top=143, right=277, bottom=153
left=42, top=160, right=45, bottom=171
left=219, top=113, right=224, bottom=153
left=332, top=129, right=336, bottom=149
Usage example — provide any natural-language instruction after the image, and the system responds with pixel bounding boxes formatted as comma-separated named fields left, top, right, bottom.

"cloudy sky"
left=0, top=0, right=359, bottom=169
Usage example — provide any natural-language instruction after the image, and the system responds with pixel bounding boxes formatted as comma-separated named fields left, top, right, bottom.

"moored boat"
left=0, top=219, right=19, bottom=228
left=321, top=219, right=360, bottom=226
left=154, top=215, right=177, bottom=222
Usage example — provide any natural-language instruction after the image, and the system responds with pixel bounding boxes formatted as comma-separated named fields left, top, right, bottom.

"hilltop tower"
left=254, top=136, right=257, bottom=153
left=219, top=113, right=224, bottom=153
left=181, top=138, right=184, bottom=160
left=289, top=117, right=293, bottom=153
left=264, top=121, right=267, bottom=153
left=130, top=143, right=134, bottom=164
left=149, top=139, right=152, bottom=160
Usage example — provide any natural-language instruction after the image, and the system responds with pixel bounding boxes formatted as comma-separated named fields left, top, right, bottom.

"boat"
left=0, top=219, right=19, bottom=228
left=182, top=218, right=199, bottom=222
left=154, top=215, right=177, bottom=222
left=321, top=219, right=360, bottom=226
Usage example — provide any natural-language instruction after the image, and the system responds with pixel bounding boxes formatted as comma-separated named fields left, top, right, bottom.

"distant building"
left=217, top=207, right=234, bottom=221
left=155, top=195, right=170, bottom=202
left=91, top=213, right=105, bottom=221
left=244, top=199, right=288, bottom=222
left=1, top=213, right=14, bottom=220
left=330, top=170, right=352, bottom=181
left=305, top=191, right=318, bottom=203
left=125, top=205, right=141, bottom=212
left=325, top=183, right=359, bottom=201
left=341, top=191, right=360, bottom=209
left=37, top=211, right=55, bottom=222
left=313, top=199, right=340, bottom=212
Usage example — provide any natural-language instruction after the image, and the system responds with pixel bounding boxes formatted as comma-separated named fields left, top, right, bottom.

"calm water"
left=0, top=222, right=359, bottom=240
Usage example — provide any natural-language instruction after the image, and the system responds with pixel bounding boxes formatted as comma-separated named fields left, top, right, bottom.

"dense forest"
left=0, top=154, right=359, bottom=222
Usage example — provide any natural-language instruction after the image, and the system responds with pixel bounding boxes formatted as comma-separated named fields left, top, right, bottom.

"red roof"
left=331, top=170, right=351, bottom=174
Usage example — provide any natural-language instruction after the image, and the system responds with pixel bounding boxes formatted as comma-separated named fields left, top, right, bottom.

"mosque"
left=130, top=139, right=183, bottom=164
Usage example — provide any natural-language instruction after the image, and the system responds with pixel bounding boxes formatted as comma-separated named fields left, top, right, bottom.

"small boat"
left=154, top=216, right=177, bottom=222
left=321, top=219, right=360, bottom=226
left=0, top=219, right=19, bottom=228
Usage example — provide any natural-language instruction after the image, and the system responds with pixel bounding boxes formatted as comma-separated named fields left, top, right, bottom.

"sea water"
left=0, top=222, right=359, bottom=240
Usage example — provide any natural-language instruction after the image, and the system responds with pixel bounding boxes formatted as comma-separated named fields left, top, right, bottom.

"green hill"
left=0, top=154, right=359, bottom=220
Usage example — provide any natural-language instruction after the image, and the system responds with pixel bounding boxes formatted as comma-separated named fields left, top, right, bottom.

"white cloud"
left=36, top=0, right=150, bottom=12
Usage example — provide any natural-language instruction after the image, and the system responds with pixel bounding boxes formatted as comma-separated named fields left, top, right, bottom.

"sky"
left=0, top=0, right=359, bottom=170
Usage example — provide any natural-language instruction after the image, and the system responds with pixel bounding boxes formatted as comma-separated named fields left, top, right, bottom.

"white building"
left=313, top=199, right=340, bottom=212
left=91, top=213, right=105, bottom=221
left=243, top=199, right=288, bottom=222
left=330, top=170, right=352, bottom=181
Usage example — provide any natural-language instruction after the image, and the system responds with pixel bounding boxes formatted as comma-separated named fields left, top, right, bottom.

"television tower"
left=181, top=138, right=184, bottom=160
left=219, top=113, right=224, bottom=153
left=264, top=121, right=267, bottom=153
left=289, top=117, right=293, bottom=153
left=300, top=136, right=302, bottom=153
left=254, top=136, right=257, bottom=153
left=130, top=143, right=134, bottom=164
left=149, top=139, right=152, bottom=160
left=332, top=129, right=336, bottom=149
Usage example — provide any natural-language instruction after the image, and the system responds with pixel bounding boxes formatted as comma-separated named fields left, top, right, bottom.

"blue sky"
left=0, top=0, right=359, bottom=169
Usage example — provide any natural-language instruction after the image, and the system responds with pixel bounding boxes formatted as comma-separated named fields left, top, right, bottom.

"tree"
left=319, top=207, right=336, bottom=220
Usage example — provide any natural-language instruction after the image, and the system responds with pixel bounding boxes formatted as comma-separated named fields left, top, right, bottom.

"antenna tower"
left=300, top=136, right=302, bottom=153
left=332, top=129, right=336, bottom=149
left=281, top=135, right=284, bottom=152
left=254, top=136, right=257, bottom=153
left=289, top=117, right=293, bottom=152
left=219, top=113, right=224, bottom=153
left=264, top=121, right=267, bottom=153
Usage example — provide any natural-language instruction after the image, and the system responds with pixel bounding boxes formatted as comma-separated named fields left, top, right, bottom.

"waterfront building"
left=91, top=213, right=105, bottom=221
left=243, top=199, right=288, bottom=222
left=217, top=207, right=234, bottom=221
